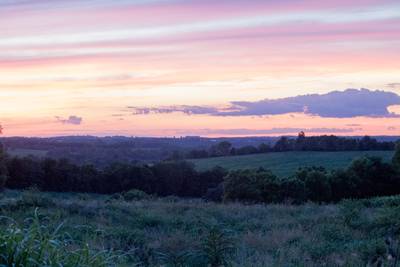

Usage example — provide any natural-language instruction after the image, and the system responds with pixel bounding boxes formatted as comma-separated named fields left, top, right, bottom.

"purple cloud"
left=129, top=89, right=400, bottom=118
left=225, top=89, right=400, bottom=118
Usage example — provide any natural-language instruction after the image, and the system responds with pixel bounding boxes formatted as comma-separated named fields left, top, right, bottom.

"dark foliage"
left=1, top=140, right=400, bottom=204
left=3, top=156, right=225, bottom=198
left=393, top=141, right=400, bottom=169
left=0, top=136, right=278, bottom=166
left=186, top=133, right=397, bottom=159
left=223, top=145, right=400, bottom=204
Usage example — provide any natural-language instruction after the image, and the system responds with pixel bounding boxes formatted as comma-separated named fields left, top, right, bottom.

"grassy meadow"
left=191, top=151, right=394, bottom=177
left=1, top=189, right=400, bottom=266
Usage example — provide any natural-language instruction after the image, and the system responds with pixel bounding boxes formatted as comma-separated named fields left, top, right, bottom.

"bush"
left=223, top=169, right=280, bottom=203
left=204, top=184, right=224, bottom=202
left=122, top=189, right=152, bottom=201
left=339, top=199, right=364, bottom=228
left=347, top=156, right=399, bottom=198
left=361, top=195, right=400, bottom=208
left=280, top=177, right=306, bottom=203
left=17, top=188, right=55, bottom=208
left=295, top=167, right=331, bottom=203
left=329, top=169, right=359, bottom=201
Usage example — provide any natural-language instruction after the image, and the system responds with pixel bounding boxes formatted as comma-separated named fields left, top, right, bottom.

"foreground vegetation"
left=1, top=139, right=400, bottom=265
left=1, top=190, right=400, bottom=266
left=0, top=143, right=399, bottom=266
left=191, top=150, right=394, bottom=176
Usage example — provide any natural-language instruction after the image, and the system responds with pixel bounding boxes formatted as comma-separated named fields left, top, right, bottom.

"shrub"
left=295, top=167, right=331, bottom=203
left=362, top=195, right=400, bottom=208
left=329, top=169, right=359, bottom=201
left=163, top=195, right=181, bottom=203
left=204, top=183, right=224, bottom=202
left=223, top=169, right=280, bottom=203
left=347, top=156, right=399, bottom=198
left=17, top=188, right=55, bottom=208
left=122, top=189, right=152, bottom=201
left=280, top=177, right=306, bottom=203
left=339, top=199, right=364, bottom=228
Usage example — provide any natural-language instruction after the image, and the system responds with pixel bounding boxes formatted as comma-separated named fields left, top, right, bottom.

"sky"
left=0, top=0, right=400, bottom=137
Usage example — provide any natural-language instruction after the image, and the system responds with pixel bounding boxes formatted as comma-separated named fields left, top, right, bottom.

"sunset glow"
left=1, top=0, right=400, bottom=137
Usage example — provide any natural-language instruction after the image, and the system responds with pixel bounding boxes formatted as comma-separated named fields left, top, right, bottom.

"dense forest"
left=1, top=141, right=400, bottom=204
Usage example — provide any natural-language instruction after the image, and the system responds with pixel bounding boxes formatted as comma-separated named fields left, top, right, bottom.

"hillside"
left=191, top=151, right=394, bottom=177
left=1, top=190, right=399, bottom=266
left=1, top=136, right=279, bottom=166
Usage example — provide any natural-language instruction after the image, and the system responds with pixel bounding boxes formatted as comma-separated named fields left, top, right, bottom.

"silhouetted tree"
left=274, top=137, right=293, bottom=151
left=295, top=167, right=331, bottom=202
left=223, top=169, right=280, bottom=203
left=347, top=156, right=399, bottom=198
left=258, top=143, right=271, bottom=153
left=295, top=131, right=306, bottom=150
left=6, top=156, right=43, bottom=189
left=329, top=169, right=360, bottom=201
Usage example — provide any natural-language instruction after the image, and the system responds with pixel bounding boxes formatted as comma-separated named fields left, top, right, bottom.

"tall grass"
left=200, top=226, right=236, bottom=267
left=0, top=209, right=126, bottom=267
left=2, top=190, right=400, bottom=266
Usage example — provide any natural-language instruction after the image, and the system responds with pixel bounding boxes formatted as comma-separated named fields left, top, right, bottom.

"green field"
left=7, top=148, right=48, bottom=158
left=191, top=151, right=394, bottom=177
left=1, top=190, right=400, bottom=266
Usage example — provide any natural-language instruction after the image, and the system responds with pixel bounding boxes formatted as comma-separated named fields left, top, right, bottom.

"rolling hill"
left=191, top=150, right=394, bottom=177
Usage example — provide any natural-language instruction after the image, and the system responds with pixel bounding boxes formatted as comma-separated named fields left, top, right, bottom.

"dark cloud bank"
left=130, top=89, right=400, bottom=118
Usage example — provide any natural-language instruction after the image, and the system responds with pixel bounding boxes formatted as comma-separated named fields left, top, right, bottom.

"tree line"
left=0, top=143, right=225, bottom=197
left=182, top=133, right=396, bottom=159
left=224, top=142, right=400, bottom=203
left=1, top=142, right=400, bottom=204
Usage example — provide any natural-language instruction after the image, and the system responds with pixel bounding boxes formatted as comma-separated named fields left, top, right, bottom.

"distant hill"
left=1, top=135, right=398, bottom=168
left=0, top=136, right=279, bottom=166
left=191, top=150, right=395, bottom=177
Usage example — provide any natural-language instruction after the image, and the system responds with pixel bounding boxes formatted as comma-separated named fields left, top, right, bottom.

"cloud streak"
left=56, top=115, right=83, bottom=125
left=1, top=3, right=399, bottom=48
left=130, top=105, right=219, bottom=115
